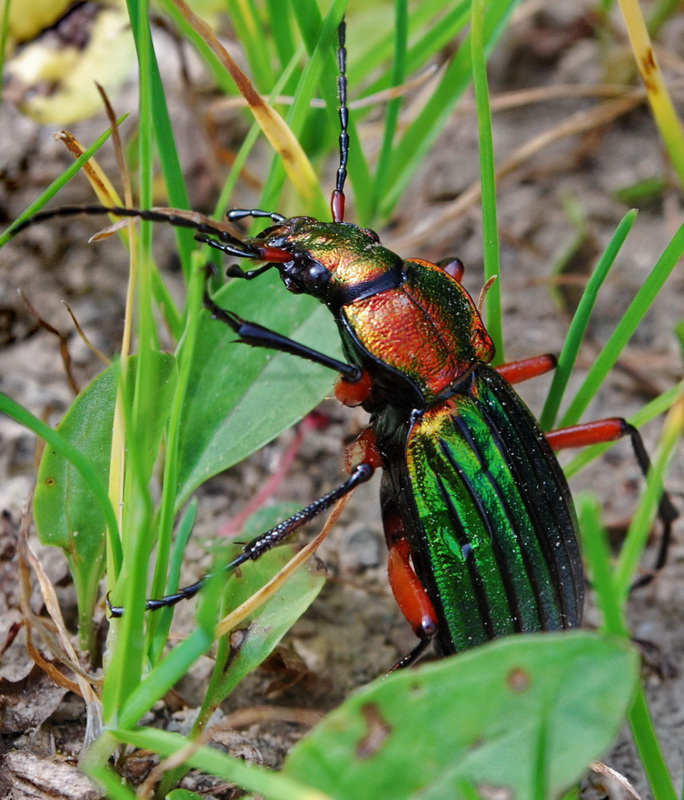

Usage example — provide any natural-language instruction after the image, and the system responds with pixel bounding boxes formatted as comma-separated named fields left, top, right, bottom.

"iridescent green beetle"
left=10, top=20, right=676, bottom=669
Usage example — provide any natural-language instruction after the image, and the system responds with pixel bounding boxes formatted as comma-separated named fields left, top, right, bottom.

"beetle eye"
left=305, top=262, right=330, bottom=294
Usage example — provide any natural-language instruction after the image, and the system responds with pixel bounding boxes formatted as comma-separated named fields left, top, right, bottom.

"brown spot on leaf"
left=356, top=703, right=392, bottom=759
left=507, top=667, right=531, bottom=692
left=229, top=626, right=250, bottom=656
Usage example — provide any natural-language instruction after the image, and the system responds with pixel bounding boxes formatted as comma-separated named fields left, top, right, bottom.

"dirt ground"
left=1, top=3, right=683, bottom=799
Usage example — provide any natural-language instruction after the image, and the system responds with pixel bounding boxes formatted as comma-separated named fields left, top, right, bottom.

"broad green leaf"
left=284, top=633, right=638, bottom=799
left=211, top=545, right=326, bottom=697
left=175, top=272, right=341, bottom=505
left=34, top=367, right=115, bottom=638
left=33, top=352, right=176, bottom=640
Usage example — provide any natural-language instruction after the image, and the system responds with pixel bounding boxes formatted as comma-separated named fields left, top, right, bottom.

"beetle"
left=9, top=20, right=677, bottom=668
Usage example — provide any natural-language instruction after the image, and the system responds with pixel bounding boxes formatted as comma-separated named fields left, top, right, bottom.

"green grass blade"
left=102, top=400, right=152, bottom=721
left=629, top=690, right=678, bottom=800
left=560, top=219, right=684, bottom=427
left=267, top=0, right=296, bottom=71
left=225, top=0, right=275, bottom=91
left=613, top=391, right=684, bottom=600
left=577, top=495, right=628, bottom=634
left=404, top=3, right=471, bottom=76
left=124, top=3, right=194, bottom=287
left=125, top=4, right=183, bottom=342
left=0, top=122, right=120, bottom=247
left=86, top=762, right=139, bottom=800
left=147, top=255, right=205, bottom=661
left=471, top=0, right=503, bottom=360
left=371, top=0, right=408, bottom=215
left=158, top=0, right=234, bottom=92
left=113, top=550, right=223, bottom=729
left=578, top=491, right=679, bottom=800
left=540, top=210, right=638, bottom=430
left=118, top=627, right=214, bottom=729
left=380, top=0, right=521, bottom=218
left=347, top=1, right=469, bottom=98
left=110, top=727, right=329, bottom=800
left=101, top=0, right=160, bottom=724
left=166, top=499, right=197, bottom=599
left=0, top=0, right=10, bottom=105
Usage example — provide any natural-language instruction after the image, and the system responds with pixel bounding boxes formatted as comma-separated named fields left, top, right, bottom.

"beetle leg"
left=496, top=354, right=557, bottom=384
left=335, top=370, right=373, bottom=407
left=344, top=426, right=384, bottom=474
left=387, top=632, right=435, bottom=672
left=380, top=497, right=439, bottom=670
left=226, top=208, right=286, bottom=223
left=435, top=257, right=465, bottom=283
left=109, top=463, right=375, bottom=616
left=385, top=538, right=439, bottom=670
left=547, top=418, right=678, bottom=585
left=203, top=288, right=362, bottom=381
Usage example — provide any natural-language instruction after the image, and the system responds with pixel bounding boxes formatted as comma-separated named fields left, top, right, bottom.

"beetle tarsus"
left=387, top=633, right=435, bottom=673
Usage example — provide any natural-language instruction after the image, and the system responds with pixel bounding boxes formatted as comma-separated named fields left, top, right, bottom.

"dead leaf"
left=0, top=663, right=67, bottom=733
left=0, top=751, right=103, bottom=800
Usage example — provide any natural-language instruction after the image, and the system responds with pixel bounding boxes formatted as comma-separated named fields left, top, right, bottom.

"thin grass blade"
left=540, top=210, right=637, bottom=430
left=560, top=220, right=684, bottom=427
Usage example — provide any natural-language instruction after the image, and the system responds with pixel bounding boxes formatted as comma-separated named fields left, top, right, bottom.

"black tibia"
left=108, top=464, right=374, bottom=616
left=202, top=287, right=363, bottom=381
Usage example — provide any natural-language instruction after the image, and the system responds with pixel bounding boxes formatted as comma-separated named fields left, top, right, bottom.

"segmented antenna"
left=8, top=205, right=262, bottom=257
left=331, top=19, right=349, bottom=223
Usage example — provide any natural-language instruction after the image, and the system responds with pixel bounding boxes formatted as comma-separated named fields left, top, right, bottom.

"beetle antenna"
left=6, top=205, right=260, bottom=259
left=227, top=208, right=285, bottom=224
left=331, top=19, right=349, bottom=223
